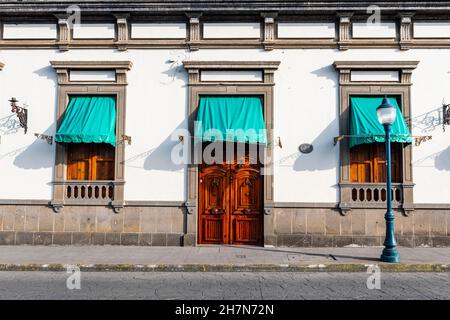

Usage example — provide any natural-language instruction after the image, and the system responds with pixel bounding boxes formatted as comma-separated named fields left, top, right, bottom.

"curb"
left=0, top=263, right=449, bottom=272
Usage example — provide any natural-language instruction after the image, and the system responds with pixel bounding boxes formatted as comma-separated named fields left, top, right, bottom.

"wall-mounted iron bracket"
left=34, top=133, right=53, bottom=145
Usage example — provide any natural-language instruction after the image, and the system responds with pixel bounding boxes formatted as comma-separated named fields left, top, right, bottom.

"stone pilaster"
left=399, top=12, right=415, bottom=50
left=55, top=14, right=70, bottom=51
left=186, top=12, right=202, bottom=51
left=261, top=12, right=277, bottom=51
left=337, top=12, right=353, bottom=51
left=115, top=14, right=129, bottom=51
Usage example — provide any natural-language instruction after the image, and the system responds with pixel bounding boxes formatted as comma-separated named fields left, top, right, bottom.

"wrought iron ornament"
left=34, top=133, right=53, bottom=145
left=9, top=97, right=28, bottom=134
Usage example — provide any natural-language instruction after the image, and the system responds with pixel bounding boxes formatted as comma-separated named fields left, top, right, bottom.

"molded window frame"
left=182, top=60, right=280, bottom=246
left=50, top=60, right=132, bottom=213
left=334, top=60, right=419, bottom=216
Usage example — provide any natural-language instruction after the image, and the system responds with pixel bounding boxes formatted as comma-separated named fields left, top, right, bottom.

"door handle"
left=209, top=208, right=225, bottom=214
left=234, top=209, right=251, bottom=214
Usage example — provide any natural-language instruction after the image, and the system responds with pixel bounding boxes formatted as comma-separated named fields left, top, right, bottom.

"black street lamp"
left=9, top=97, right=28, bottom=134
left=376, top=96, right=400, bottom=263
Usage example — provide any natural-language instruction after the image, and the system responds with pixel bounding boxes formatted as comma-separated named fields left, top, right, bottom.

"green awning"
left=55, top=96, right=117, bottom=147
left=195, top=96, right=267, bottom=144
left=349, top=96, right=412, bottom=148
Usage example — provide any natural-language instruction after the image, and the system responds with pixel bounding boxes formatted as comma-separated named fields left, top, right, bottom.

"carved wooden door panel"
left=230, top=162, right=263, bottom=245
left=198, top=164, right=229, bottom=244
left=198, top=161, right=263, bottom=245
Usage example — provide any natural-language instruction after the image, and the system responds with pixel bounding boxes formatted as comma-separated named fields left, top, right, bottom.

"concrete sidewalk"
left=0, top=245, right=449, bottom=272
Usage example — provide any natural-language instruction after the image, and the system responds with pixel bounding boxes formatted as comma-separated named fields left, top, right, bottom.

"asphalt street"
left=0, top=272, right=449, bottom=300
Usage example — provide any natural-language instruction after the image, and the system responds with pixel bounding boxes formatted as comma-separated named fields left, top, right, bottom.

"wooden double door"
left=198, top=159, right=263, bottom=246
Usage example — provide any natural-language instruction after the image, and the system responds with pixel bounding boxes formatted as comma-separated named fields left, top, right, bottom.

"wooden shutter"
left=67, top=144, right=91, bottom=180
left=350, top=143, right=402, bottom=183
left=67, top=143, right=115, bottom=180
left=94, top=145, right=115, bottom=180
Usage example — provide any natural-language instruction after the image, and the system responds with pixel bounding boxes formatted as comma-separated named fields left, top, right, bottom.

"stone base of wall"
left=0, top=204, right=449, bottom=247
left=271, top=207, right=450, bottom=247
left=0, top=205, right=186, bottom=232
left=272, top=234, right=450, bottom=247
left=2, top=231, right=449, bottom=247
left=0, top=231, right=183, bottom=246
left=0, top=204, right=187, bottom=246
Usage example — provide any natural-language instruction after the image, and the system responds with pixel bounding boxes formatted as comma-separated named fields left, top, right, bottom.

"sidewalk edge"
left=0, top=263, right=449, bottom=272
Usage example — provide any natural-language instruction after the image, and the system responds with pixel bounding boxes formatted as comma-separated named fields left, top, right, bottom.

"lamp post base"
left=380, top=247, right=400, bottom=263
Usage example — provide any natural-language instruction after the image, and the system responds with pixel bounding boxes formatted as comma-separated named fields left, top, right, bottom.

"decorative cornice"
left=183, top=60, right=280, bottom=84
left=183, top=60, right=280, bottom=71
left=333, top=61, right=419, bottom=85
left=50, top=60, right=133, bottom=70
left=333, top=60, right=419, bottom=70
left=4, top=12, right=450, bottom=50
left=50, top=60, right=133, bottom=84
left=1, top=2, right=450, bottom=13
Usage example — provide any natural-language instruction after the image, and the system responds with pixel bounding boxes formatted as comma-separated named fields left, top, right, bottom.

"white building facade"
left=0, top=0, right=449, bottom=246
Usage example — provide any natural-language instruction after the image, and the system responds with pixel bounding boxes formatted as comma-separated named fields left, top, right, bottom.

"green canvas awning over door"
left=349, top=96, right=412, bottom=149
left=55, top=96, right=117, bottom=147
left=195, top=96, right=267, bottom=144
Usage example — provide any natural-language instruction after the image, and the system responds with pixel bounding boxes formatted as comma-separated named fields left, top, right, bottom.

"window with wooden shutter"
left=67, top=143, right=115, bottom=180
left=350, top=142, right=402, bottom=183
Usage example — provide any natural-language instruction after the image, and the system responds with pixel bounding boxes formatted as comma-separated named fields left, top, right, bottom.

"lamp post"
left=376, top=96, right=400, bottom=263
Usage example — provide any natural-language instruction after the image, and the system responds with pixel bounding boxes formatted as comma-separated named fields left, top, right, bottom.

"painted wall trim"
left=49, top=60, right=133, bottom=71
left=1, top=1, right=450, bottom=12
left=333, top=61, right=420, bottom=71
left=125, top=201, right=185, bottom=207
left=274, top=202, right=338, bottom=208
left=4, top=10, right=450, bottom=50
left=182, top=60, right=280, bottom=71
left=0, top=200, right=50, bottom=206
left=0, top=200, right=449, bottom=210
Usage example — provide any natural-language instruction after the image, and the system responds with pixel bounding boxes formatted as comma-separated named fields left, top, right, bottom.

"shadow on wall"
left=143, top=61, right=190, bottom=171
left=289, top=64, right=339, bottom=172
left=160, top=59, right=188, bottom=85
left=0, top=114, right=21, bottom=135
left=434, top=146, right=450, bottom=170
left=11, top=66, right=59, bottom=169
left=144, top=141, right=183, bottom=171
left=310, top=65, right=338, bottom=88
left=292, top=119, right=339, bottom=172
left=143, top=120, right=187, bottom=172
left=118, top=136, right=184, bottom=172
left=33, top=65, right=57, bottom=82
left=409, top=106, right=443, bottom=134
left=13, top=125, right=55, bottom=169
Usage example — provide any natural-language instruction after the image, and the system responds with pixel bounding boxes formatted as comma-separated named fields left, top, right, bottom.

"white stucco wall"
left=0, top=47, right=450, bottom=203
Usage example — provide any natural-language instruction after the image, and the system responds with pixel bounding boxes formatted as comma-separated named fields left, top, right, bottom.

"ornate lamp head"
left=9, top=97, right=19, bottom=112
left=376, top=96, right=397, bottom=126
left=9, top=97, right=28, bottom=134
